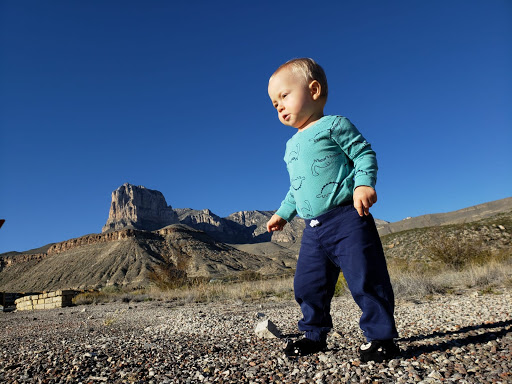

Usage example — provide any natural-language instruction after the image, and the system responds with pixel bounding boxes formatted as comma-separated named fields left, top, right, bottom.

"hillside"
left=0, top=225, right=294, bottom=292
left=377, top=197, right=512, bottom=235
left=380, top=209, right=512, bottom=261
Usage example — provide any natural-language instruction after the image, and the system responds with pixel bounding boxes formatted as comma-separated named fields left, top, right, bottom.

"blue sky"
left=1, top=0, right=511, bottom=253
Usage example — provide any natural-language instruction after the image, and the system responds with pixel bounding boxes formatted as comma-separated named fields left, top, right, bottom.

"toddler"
left=266, top=58, right=399, bottom=362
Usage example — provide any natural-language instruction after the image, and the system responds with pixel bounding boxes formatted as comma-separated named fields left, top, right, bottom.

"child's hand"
left=353, top=186, right=377, bottom=217
left=267, top=214, right=287, bottom=232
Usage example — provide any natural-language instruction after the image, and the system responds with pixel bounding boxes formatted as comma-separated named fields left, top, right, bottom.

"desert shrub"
left=148, top=266, right=186, bottom=289
left=72, top=286, right=151, bottom=305
left=334, top=272, right=347, bottom=297
left=387, top=257, right=433, bottom=275
left=148, top=262, right=199, bottom=290
left=237, top=270, right=263, bottom=282
left=492, top=248, right=512, bottom=264
left=391, top=271, right=450, bottom=299
left=425, top=230, right=492, bottom=270
left=73, top=290, right=114, bottom=305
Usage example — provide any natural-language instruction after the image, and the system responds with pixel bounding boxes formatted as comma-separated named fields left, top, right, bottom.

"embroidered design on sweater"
left=311, top=153, right=342, bottom=176
left=299, top=200, right=313, bottom=218
left=291, top=176, right=306, bottom=191
left=287, top=192, right=296, bottom=205
left=316, top=182, right=340, bottom=199
left=287, top=144, right=300, bottom=166
left=309, top=129, right=330, bottom=143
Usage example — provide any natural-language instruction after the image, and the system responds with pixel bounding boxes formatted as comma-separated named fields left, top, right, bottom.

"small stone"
left=314, top=371, right=325, bottom=379
left=331, top=331, right=343, bottom=339
left=428, top=371, right=443, bottom=380
left=254, top=319, right=282, bottom=339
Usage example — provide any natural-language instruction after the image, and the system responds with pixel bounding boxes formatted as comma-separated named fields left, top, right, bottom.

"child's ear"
left=309, top=80, right=322, bottom=100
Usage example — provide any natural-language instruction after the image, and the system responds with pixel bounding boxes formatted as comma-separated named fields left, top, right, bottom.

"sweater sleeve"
left=275, top=188, right=297, bottom=222
left=331, top=117, right=378, bottom=190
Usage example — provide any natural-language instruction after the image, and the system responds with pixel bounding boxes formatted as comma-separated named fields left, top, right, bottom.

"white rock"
left=331, top=331, right=343, bottom=339
left=428, top=371, right=443, bottom=380
left=254, top=319, right=282, bottom=339
left=318, top=354, right=329, bottom=363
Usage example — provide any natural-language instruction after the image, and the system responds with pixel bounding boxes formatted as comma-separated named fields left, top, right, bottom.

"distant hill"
left=380, top=208, right=512, bottom=262
left=377, top=197, right=512, bottom=235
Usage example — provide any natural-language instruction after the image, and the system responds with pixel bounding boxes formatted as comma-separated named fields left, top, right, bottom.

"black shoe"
left=359, top=340, right=400, bottom=363
left=284, top=338, right=327, bottom=357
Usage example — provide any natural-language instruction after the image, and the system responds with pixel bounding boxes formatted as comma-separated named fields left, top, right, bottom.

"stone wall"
left=15, top=290, right=78, bottom=311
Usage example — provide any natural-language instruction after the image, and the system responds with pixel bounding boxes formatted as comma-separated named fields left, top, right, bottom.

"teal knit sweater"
left=276, top=115, right=378, bottom=221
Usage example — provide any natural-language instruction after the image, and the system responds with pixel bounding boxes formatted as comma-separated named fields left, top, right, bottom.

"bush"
left=237, top=270, right=263, bottom=282
left=148, top=264, right=189, bottom=290
left=425, top=230, right=492, bottom=270
left=334, top=272, right=347, bottom=296
left=148, top=259, right=210, bottom=290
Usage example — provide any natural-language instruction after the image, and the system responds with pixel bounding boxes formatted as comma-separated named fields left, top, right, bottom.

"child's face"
left=268, top=68, right=323, bottom=130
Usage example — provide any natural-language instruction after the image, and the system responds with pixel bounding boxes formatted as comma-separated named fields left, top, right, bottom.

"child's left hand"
left=353, top=186, right=377, bottom=216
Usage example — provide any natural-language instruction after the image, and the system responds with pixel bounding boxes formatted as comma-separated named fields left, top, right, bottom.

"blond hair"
left=270, top=58, right=328, bottom=101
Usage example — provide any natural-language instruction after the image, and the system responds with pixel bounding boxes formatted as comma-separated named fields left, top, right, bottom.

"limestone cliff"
left=102, top=183, right=179, bottom=232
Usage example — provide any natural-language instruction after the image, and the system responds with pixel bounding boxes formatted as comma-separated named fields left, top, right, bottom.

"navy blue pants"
left=294, top=204, right=398, bottom=342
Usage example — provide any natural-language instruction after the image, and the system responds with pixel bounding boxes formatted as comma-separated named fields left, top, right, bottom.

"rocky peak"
left=102, top=183, right=179, bottom=232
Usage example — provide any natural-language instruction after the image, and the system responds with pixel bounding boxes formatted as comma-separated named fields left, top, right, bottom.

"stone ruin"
left=14, top=290, right=79, bottom=311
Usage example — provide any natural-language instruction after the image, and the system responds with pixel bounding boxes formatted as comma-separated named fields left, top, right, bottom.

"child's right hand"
left=267, top=214, right=287, bottom=232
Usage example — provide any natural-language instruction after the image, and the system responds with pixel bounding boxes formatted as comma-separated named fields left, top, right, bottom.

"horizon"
left=1, top=1, right=511, bottom=253
left=1, top=185, right=510, bottom=255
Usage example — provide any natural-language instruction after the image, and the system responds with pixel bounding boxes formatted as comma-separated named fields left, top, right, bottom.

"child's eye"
left=282, top=93, right=287, bottom=98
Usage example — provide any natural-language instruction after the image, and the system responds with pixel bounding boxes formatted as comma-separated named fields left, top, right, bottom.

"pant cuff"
left=305, top=331, right=327, bottom=342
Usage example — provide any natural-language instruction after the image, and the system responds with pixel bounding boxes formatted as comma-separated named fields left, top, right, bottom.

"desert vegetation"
left=73, top=228, right=511, bottom=307
left=72, top=210, right=512, bottom=306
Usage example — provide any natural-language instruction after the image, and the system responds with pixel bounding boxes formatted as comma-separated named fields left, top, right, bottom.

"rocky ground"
left=1, top=290, right=511, bottom=384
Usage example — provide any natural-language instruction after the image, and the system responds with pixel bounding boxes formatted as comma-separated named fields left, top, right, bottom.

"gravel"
left=1, top=290, right=511, bottom=383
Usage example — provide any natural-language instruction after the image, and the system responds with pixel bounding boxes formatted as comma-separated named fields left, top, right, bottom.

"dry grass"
left=388, top=248, right=512, bottom=299
left=73, top=258, right=511, bottom=306
left=146, top=276, right=295, bottom=303
left=73, top=275, right=295, bottom=306
left=73, top=235, right=511, bottom=306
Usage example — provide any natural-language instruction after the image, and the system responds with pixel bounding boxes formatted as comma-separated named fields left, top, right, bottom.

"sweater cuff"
left=275, top=206, right=297, bottom=223
left=354, top=175, right=376, bottom=190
